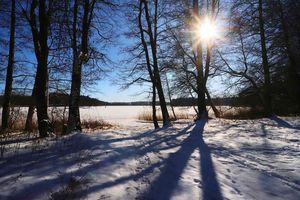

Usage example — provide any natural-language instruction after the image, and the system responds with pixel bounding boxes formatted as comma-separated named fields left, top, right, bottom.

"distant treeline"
left=0, top=93, right=107, bottom=107
left=0, top=93, right=262, bottom=107
left=171, top=95, right=263, bottom=107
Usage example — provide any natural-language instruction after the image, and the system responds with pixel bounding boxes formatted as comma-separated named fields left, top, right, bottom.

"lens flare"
left=189, top=16, right=221, bottom=49
left=197, top=17, right=218, bottom=44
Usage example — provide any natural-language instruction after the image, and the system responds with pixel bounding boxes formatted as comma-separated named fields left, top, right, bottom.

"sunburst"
left=189, top=16, right=220, bottom=50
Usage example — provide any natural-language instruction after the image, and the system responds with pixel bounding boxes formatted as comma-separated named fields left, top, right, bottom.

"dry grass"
left=2, top=117, right=113, bottom=135
left=81, top=119, right=113, bottom=131
left=219, top=106, right=266, bottom=119
left=137, top=111, right=193, bottom=121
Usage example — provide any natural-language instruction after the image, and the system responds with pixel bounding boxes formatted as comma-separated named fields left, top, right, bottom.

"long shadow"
left=1, top=123, right=194, bottom=199
left=139, top=119, right=223, bottom=200
left=270, top=116, right=298, bottom=129
left=198, top=120, right=223, bottom=200
left=0, top=136, right=39, bottom=145
left=1, top=120, right=224, bottom=199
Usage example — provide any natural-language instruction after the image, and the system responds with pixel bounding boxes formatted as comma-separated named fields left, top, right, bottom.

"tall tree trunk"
left=1, top=0, right=15, bottom=130
left=143, top=0, right=170, bottom=126
left=258, top=0, right=272, bottom=116
left=67, top=0, right=95, bottom=133
left=67, top=57, right=82, bottom=133
left=67, top=0, right=82, bottom=133
left=193, top=0, right=207, bottom=119
left=152, top=83, right=159, bottom=129
left=138, top=0, right=159, bottom=129
left=35, top=0, right=53, bottom=137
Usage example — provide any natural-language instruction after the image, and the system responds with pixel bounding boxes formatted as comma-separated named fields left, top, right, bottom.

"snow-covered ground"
left=0, top=109, right=299, bottom=200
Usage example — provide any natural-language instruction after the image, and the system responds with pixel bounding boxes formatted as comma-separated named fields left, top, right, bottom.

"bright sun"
left=197, top=17, right=218, bottom=44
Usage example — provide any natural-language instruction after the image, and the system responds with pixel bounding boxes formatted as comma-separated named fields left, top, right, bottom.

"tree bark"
left=67, top=56, right=82, bottom=133
left=193, top=0, right=208, bottom=119
left=152, top=83, right=159, bottom=129
left=1, top=0, right=15, bottom=131
left=25, top=0, right=53, bottom=137
left=258, top=0, right=273, bottom=116
left=67, top=0, right=95, bottom=133
left=205, top=88, right=220, bottom=118
left=67, top=0, right=81, bottom=133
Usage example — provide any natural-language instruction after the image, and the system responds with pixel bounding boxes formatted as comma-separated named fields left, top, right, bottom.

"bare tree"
left=138, top=0, right=159, bottom=128
left=142, top=0, right=170, bottom=126
left=22, top=0, right=54, bottom=137
left=1, top=0, right=15, bottom=130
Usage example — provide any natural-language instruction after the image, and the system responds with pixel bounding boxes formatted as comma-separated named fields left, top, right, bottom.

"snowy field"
left=0, top=107, right=299, bottom=200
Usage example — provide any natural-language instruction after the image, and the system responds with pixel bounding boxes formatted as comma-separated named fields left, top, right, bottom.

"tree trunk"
left=1, top=0, right=15, bottom=131
left=205, top=88, right=220, bottom=118
left=193, top=0, right=208, bottom=119
left=35, top=0, right=53, bottom=137
left=67, top=0, right=95, bottom=133
left=152, top=83, right=159, bottom=129
left=67, top=0, right=81, bottom=133
left=143, top=0, right=170, bottom=126
left=258, top=0, right=272, bottom=116
left=153, top=70, right=170, bottom=126
left=67, top=57, right=82, bottom=133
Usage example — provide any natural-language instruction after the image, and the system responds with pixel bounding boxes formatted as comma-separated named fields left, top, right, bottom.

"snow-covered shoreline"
left=0, top=117, right=299, bottom=200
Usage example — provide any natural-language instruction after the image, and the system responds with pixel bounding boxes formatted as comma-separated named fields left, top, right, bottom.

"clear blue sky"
left=0, top=2, right=228, bottom=103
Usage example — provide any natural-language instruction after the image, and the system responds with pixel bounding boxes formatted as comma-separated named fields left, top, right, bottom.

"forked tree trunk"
left=1, top=0, right=15, bottom=131
left=26, top=0, right=53, bottom=137
left=139, top=0, right=158, bottom=129
left=67, top=0, right=95, bottom=133
left=143, top=0, right=170, bottom=126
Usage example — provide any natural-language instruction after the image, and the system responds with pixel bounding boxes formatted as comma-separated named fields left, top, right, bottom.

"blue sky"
left=0, top=1, right=229, bottom=103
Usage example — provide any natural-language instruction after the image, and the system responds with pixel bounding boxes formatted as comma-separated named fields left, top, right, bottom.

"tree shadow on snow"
left=270, top=116, right=299, bottom=129
left=0, top=122, right=193, bottom=199
left=139, top=119, right=223, bottom=200
left=1, top=120, right=223, bottom=200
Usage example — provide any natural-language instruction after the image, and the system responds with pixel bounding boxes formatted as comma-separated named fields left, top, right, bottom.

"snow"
left=0, top=107, right=299, bottom=200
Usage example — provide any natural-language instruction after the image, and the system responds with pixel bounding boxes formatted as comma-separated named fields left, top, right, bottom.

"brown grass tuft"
left=2, top=117, right=112, bottom=135
left=81, top=119, right=113, bottom=131
left=137, top=111, right=192, bottom=121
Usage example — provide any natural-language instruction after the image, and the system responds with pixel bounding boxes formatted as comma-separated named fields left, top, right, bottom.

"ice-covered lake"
left=0, top=106, right=200, bottom=126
